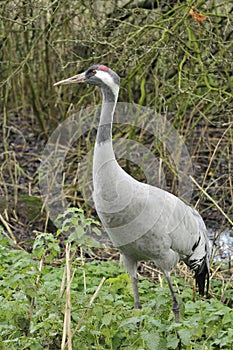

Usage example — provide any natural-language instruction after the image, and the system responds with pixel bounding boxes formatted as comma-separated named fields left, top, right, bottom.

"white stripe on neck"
left=95, top=70, right=119, bottom=98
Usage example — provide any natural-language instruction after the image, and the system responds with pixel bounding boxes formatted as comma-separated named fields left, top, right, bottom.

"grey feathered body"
left=93, top=139, right=209, bottom=277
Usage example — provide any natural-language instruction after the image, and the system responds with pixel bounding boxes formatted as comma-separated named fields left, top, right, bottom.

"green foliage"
left=2, top=0, right=232, bottom=125
left=56, top=207, right=101, bottom=248
left=0, top=225, right=232, bottom=349
left=33, top=232, right=61, bottom=262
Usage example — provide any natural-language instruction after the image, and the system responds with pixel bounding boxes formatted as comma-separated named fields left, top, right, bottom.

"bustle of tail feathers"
left=186, top=251, right=210, bottom=296
left=194, top=257, right=209, bottom=296
left=186, top=207, right=210, bottom=296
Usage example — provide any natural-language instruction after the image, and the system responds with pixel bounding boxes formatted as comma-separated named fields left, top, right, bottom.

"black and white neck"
left=92, top=66, right=120, bottom=174
left=96, top=86, right=118, bottom=145
left=95, top=70, right=120, bottom=145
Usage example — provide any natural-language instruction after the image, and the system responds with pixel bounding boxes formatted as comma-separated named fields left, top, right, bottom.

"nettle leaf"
left=212, top=330, right=229, bottom=346
left=206, top=314, right=220, bottom=324
left=222, top=310, right=233, bottom=325
left=178, top=329, right=191, bottom=346
left=92, top=227, right=102, bottom=236
left=185, top=300, right=199, bottom=313
left=62, top=225, right=70, bottom=232
left=150, top=319, right=163, bottom=328
left=167, top=334, right=180, bottom=349
left=75, top=225, right=85, bottom=237
left=106, top=274, right=132, bottom=297
left=214, top=306, right=231, bottom=316
left=141, top=331, right=160, bottom=350
left=102, top=312, right=113, bottom=326
left=67, top=226, right=85, bottom=243
left=119, top=315, right=145, bottom=329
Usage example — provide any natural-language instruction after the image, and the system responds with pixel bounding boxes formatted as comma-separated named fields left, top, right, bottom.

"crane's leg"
left=131, top=275, right=141, bottom=309
left=164, top=271, right=180, bottom=323
left=121, top=254, right=141, bottom=309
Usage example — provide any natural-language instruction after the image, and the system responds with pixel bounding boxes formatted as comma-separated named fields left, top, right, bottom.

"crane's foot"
left=134, top=301, right=142, bottom=309
left=134, top=301, right=142, bottom=327
left=163, top=271, right=180, bottom=323
left=172, top=299, right=180, bottom=323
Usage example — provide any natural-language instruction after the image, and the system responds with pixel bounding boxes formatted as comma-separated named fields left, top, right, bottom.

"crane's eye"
left=92, top=70, right=97, bottom=75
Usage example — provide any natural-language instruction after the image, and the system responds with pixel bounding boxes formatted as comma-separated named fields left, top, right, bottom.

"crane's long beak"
left=54, top=72, right=86, bottom=86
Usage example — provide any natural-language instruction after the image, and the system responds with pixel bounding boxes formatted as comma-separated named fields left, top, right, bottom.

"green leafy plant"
left=56, top=207, right=101, bottom=248
left=0, top=220, right=232, bottom=349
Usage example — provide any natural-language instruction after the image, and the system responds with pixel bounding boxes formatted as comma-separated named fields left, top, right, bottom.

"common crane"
left=54, top=64, right=210, bottom=322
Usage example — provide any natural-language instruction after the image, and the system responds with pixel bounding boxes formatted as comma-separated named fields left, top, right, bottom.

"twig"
left=0, top=213, right=18, bottom=244
left=64, top=277, right=106, bottom=349
left=61, top=243, right=72, bottom=350
left=202, top=124, right=232, bottom=187
left=80, top=247, right=86, bottom=294
left=72, top=276, right=106, bottom=334
left=190, top=176, right=233, bottom=227
left=28, top=257, right=44, bottom=322
left=59, top=264, right=67, bottom=299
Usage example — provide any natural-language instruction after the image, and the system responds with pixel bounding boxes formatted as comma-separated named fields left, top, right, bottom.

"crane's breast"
left=93, top=160, right=168, bottom=247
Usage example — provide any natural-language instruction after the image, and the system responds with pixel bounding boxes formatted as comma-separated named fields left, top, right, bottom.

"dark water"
left=208, top=228, right=233, bottom=262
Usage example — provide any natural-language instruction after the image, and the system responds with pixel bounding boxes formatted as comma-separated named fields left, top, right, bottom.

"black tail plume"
left=195, top=258, right=209, bottom=296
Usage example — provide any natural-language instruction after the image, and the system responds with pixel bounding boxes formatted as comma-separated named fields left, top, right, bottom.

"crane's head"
left=54, top=64, right=120, bottom=97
